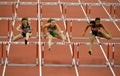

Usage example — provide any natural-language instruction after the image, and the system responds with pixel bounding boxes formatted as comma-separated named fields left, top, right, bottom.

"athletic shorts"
left=91, top=30, right=99, bottom=36
left=50, top=31, right=58, bottom=37
left=21, top=32, right=31, bottom=37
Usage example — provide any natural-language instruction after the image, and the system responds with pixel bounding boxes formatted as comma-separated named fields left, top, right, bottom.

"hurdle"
left=0, top=19, right=10, bottom=38
left=75, top=42, right=112, bottom=67
left=41, top=42, right=75, bottom=67
left=0, top=43, right=4, bottom=65
left=111, top=43, right=120, bottom=67
left=0, top=42, right=39, bottom=66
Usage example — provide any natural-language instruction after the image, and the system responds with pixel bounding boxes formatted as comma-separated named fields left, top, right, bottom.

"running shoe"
left=88, top=50, right=92, bottom=55
left=25, top=40, right=28, bottom=45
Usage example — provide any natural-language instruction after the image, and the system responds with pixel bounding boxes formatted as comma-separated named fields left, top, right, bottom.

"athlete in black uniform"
left=13, top=17, right=32, bottom=44
left=83, top=17, right=111, bottom=55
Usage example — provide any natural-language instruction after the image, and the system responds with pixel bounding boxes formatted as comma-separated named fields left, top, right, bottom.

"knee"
left=106, top=37, right=111, bottom=40
left=26, top=33, right=31, bottom=37
left=90, top=37, right=94, bottom=41
left=106, top=34, right=111, bottom=40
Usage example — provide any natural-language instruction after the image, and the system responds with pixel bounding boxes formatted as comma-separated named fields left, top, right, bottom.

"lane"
left=8, top=44, right=37, bottom=64
left=80, top=0, right=99, bottom=2
left=13, top=20, right=38, bottom=38
left=0, top=5, right=12, bottom=17
left=73, top=0, right=118, bottom=75
left=17, top=5, right=37, bottom=18
left=43, top=42, right=72, bottom=64
left=42, top=5, right=61, bottom=18
left=0, top=0, right=16, bottom=2
left=79, top=67, right=113, bottom=76
left=114, top=67, right=120, bottom=76
left=41, top=10, right=76, bottom=76
left=43, top=67, right=76, bottom=76
left=101, top=0, right=119, bottom=3
left=0, top=66, right=3, bottom=76
left=39, top=1, right=79, bottom=75
left=0, top=20, right=10, bottom=37
left=65, top=6, right=85, bottom=18
left=5, top=66, right=39, bottom=76
left=88, top=6, right=109, bottom=18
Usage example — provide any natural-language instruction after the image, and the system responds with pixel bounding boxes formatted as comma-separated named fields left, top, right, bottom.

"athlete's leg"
left=12, top=34, right=23, bottom=41
left=47, top=35, right=53, bottom=49
left=98, top=31, right=111, bottom=40
left=24, top=32, right=32, bottom=44
left=55, top=31, right=66, bottom=42
left=89, top=32, right=96, bottom=55
left=25, top=33, right=32, bottom=40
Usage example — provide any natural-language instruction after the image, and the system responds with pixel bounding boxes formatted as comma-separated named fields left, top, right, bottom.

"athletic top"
left=90, top=21, right=101, bottom=31
left=21, top=24, right=31, bottom=33
left=47, top=25, right=56, bottom=34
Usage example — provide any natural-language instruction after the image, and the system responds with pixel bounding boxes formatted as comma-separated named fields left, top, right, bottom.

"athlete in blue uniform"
left=83, top=18, right=111, bottom=55
left=43, top=19, right=66, bottom=49
left=13, top=17, right=32, bottom=44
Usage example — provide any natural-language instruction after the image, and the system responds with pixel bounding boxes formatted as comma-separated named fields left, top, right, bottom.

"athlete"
left=43, top=18, right=66, bottom=49
left=83, top=17, right=112, bottom=55
left=12, top=17, right=32, bottom=45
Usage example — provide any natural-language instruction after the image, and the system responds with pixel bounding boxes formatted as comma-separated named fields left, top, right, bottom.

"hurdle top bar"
left=0, top=41, right=120, bottom=46
left=0, top=17, right=120, bottom=22
left=0, top=2, right=120, bottom=6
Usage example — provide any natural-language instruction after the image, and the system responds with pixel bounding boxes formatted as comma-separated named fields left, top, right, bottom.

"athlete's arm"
left=28, top=22, right=33, bottom=32
left=43, top=24, right=50, bottom=36
left=16, top=24, right=22, bottom=33
left=83, top=24, right=91, bottom=36
left=101, top=24, right=110, bottom=34
left=56, top=24, right=62, bottom=33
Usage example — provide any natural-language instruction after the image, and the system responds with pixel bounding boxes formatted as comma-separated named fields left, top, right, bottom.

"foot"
left=88, top=50, right=92, bottom=55
left=25, top=40, right=28, bottom=45
left=48, top=41, right=52, bottom=50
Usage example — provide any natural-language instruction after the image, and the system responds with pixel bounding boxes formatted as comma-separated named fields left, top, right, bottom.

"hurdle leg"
left=8, top=19, right=10, bottom=38
left=88, top=4, right=91, bottom=18
left=70, top=20, right=72, bottom=39
left=106, top=43, right=110, bottom=66
left=110, top=5, right=112, bottom=15
left=72, top=43, right=75, bottom=66
left=41, top=43, right=44, bottom=66
left=111, top=44, right=115, bottom=66
left=113, top=5, right=116, bottom=18
left=76, top=44, right=80, bottom=66
left=36, top=44, right=39, bottom=66
left=1, top=43, right=4, bottom=65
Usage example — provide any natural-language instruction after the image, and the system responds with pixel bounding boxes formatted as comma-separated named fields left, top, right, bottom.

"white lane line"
left=37, top=0, right=42, bottom=76
left=2, top=0, right=19, bottom=76
left=58, top=0, right=79, bottom=76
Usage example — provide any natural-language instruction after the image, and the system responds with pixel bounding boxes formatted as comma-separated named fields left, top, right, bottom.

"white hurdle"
left=0, top=41, right=120, bottom=67
left=0, top=41, right=39, bottom=66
